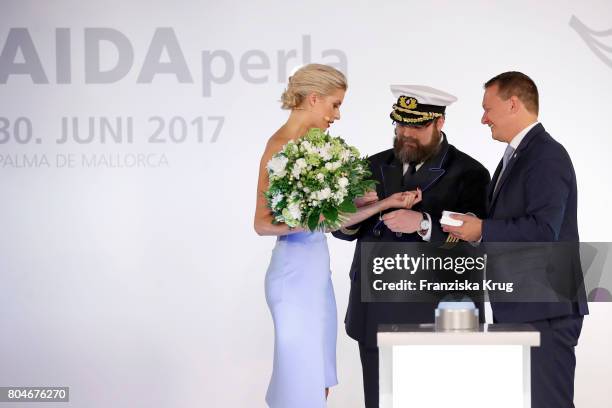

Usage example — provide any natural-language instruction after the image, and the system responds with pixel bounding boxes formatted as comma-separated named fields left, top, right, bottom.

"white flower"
left=334, top=188, right=347, bottom=203
left=337, top=177, right=349, bottom=188
left=340, top=149, right=352, bottom=162
left=291, top=158, right=308, bottom=179
left=315, top=187, right=332, bottom=201
left=301, top=140, right=314, bottom=153
left=271, top=193, right=283, bottom=209
left=316, top=173, right=325, bottom=181
left=309, top=190, right=327, bottom=205
left=267, top=155, right=288, bottom=177
left=287, top=202, right=302, bottom=220
left=325, top=161, right=342, bottom=171
left=319, top=143, right=333, bottom=161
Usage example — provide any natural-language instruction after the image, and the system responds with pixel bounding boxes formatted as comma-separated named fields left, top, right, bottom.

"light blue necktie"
left=502, top=144, right=515, bottom=170
left=494, top=145, right=515, bottom=193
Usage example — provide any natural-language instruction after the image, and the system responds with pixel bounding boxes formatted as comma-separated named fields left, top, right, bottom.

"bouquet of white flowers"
left=265, top=128, right=377, bottom=231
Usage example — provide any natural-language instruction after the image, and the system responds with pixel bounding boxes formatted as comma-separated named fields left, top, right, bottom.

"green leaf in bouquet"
left=365, top=179, right=378, bottom=190
left=322, top=206, right=338, bottom=223
left=339, top=198, right=357, bottom=214
left=307, top=209, right=321, bottom=231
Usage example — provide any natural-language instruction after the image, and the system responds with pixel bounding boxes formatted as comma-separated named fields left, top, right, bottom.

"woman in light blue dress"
left=254, top=64, right=419, bottom=407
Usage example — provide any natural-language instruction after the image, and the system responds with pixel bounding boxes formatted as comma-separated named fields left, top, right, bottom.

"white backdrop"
left=1, top=1, right=611, bottom=407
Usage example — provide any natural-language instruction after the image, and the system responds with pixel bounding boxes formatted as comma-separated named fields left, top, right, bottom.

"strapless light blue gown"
left=265, top=231, right=338, bottom=408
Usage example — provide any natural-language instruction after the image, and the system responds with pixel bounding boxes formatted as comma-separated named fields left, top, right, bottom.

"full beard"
left=394, top=128, right=442, bottom=164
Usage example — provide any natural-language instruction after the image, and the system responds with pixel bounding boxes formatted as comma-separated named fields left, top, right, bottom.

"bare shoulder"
left=260, top=127, right=293, bottom=163
left=257, top=127, right=292, bottom=195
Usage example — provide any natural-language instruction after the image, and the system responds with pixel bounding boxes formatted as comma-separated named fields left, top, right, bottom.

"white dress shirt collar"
left=509, top=121, right=539, bottom=150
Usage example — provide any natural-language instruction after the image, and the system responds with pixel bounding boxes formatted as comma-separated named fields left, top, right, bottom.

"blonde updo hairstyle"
left=281, top=64, right=347, bottom=110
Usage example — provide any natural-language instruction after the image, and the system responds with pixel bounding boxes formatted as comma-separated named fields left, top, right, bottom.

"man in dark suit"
left=333, top=85, right=490, bottom=408
left=444, top=71, right=589, bottom=408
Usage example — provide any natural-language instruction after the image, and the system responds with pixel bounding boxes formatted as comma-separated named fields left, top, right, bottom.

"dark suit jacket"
left=333, top=133, right=491, bottom=346
left=482, top=123, right=589, bottom=322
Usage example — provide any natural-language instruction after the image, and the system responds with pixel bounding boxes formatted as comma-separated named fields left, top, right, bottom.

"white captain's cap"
left=390, top=85, right=458, bottom=126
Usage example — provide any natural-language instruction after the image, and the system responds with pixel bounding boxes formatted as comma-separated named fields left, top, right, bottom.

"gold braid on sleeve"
left=339, top=226, right=361, bottom=235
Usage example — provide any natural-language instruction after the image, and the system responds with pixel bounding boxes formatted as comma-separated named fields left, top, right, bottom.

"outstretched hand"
left=354, top=191, right=379, bottom=208
left=383, top=188, right=422, bottom=210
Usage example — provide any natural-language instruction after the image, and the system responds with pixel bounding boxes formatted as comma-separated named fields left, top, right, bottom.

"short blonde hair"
left=281, top=64, right=347, bottom=110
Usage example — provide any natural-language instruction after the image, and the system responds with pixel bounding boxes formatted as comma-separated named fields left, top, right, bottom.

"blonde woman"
left=254, top=64, right=420, bottom=407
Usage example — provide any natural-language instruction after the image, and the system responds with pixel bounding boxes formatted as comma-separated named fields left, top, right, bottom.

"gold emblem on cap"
left=391, top=95, right=444, bottom=125
left=399, top=96, right=418, bottom=110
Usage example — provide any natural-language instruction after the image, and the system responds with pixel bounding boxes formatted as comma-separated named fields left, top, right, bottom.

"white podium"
left=378, top=324, right=540, bottom=408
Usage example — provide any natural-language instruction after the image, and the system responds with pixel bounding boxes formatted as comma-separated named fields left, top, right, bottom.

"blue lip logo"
left=570, top=15, right=612, bottom=69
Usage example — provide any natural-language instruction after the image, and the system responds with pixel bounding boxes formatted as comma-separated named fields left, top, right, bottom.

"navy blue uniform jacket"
left=333, top=134, right=490, bottom=346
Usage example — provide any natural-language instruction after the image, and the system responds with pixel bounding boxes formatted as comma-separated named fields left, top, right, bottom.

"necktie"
left=402, top=162, right=417, bottom=186
left=494, top=145, right=515, bottom=193
left=502, top=145, right=515, bottom=170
